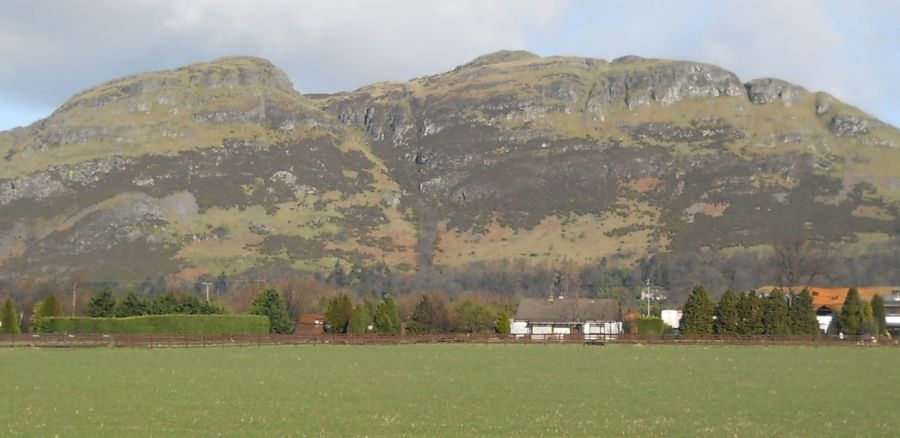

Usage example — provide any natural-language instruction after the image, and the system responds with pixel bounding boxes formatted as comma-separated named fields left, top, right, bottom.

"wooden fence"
left=0, top=333, right=895, bottom=348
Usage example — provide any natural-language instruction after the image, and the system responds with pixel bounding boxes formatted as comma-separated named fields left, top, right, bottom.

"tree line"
left=679, top=286, right=889, bottom=337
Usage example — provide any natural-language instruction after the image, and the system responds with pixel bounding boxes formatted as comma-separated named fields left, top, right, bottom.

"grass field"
left=1, top=344, right=898, bottom=436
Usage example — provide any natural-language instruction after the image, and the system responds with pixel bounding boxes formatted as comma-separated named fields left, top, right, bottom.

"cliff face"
left=1, top=52, right=898, bottom=280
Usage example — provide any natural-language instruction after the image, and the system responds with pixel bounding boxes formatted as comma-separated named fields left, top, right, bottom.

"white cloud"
left=0, top=0, right=897, bottom=129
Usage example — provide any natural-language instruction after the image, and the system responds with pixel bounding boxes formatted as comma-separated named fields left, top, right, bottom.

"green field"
left=1, top=345, right=898, bottom=436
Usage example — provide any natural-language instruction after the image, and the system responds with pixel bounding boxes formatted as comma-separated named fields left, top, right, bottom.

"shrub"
left=249, top=289, right=294, bottom=334
left=637, top=317, right=664, bottom=339
left=39, top=315, right=269, bottom=335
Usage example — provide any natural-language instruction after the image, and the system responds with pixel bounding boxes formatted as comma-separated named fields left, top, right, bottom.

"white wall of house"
left=817, top=315, right=832, bottom=333
left=661, top=310, right=681, bottom=329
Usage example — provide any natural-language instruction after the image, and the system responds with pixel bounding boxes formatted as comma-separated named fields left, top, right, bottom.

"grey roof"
left=515, top=298, right=621, bottom=323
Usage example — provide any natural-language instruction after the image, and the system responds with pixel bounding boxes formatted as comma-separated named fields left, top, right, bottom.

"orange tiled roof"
left=758, top=286, right=900, bottom=311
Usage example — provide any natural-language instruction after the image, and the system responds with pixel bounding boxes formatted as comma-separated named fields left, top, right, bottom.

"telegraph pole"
left=72, top=281, right=77, bottom=317
left=201, top=281, right=212, bottom=303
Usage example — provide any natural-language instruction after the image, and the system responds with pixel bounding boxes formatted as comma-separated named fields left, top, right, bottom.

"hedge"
left=637, top=317, right=665, bottom=339
left=39, top=314, right=270, bottom=335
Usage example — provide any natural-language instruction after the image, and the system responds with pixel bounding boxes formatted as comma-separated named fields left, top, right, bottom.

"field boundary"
left=1, top=333, right=896, bottom=348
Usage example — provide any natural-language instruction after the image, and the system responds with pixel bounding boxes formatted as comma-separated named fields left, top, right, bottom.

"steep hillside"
left=1, top=51, right=898, bottom=282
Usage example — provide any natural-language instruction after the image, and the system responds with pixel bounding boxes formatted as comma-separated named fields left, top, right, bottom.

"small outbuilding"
left=513, top=298, right=622, bottom=340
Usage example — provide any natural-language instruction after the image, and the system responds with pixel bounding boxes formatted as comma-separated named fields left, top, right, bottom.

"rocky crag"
left=1, top=51, right=898, bottom=282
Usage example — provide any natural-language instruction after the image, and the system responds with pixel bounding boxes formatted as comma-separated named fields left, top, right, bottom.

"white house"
left=512, top=297, right=622, bottom=340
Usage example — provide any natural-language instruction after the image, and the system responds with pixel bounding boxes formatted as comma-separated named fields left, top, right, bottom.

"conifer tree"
left=324, top=293, right=353, bottom=333
left=763, top=290, right=791, bottom=335
left=871, top=294, right=887, bottom=336
left=115, top=291, right=147, bottom=317
left=87, top=288, right=116, bottom=317
left=737, top=291, right=765, bottom=335
left=496, top=310, right=511, bottom=334
left=347, top=305, right=371, bottom=334
left=679, top=285, right=715, bottom=336
left=1, top=298, right=20, bottom=334
left=714, top=290, right=741, bottom=335
left=31, top=294, right=65, bottom=332
left=789, top=289, right=820, bottom=335
left=838, top=288, right=864, bottom=335
left=860, top=300, right=875, bottom=336
left=374, top=296, right=401, bottom=334
left=249, top=288, right=294, bottom=334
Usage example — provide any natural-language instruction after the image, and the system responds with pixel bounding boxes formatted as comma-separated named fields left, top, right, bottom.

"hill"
left=1, top=51, right=898, bottom=294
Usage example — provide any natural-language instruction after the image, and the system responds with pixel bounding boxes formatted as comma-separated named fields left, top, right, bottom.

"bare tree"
left=771, top=236, right=835, bottom=291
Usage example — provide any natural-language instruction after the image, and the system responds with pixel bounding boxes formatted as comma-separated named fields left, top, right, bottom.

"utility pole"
left=201, top=281, right=212, bottom=304
left=72, top=281, right=77, bottom=317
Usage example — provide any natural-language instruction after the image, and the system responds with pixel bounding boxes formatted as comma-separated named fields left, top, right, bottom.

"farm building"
left=512, top=298, right=622, bottom=340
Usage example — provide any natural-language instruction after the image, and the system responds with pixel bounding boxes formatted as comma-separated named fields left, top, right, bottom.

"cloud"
left=0, top=0, right=897, bottom=129
left=0, top=0, right=566, bottom=123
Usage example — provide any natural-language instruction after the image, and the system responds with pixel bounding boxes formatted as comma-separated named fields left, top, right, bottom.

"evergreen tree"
left=737, top=291, right=765, bottom=335
left=407, top=294, right=450, bottom=334
left=1, top=298, right=20, bottom=334
left=762, top=290, right=791, bottom=335
left=324, top=293, right=353, bottom=333
left=31, top=293, right=65, bottom=332
left=789, top=289, right=820, bottom=335
left=249, top=288, right=294, bottom=334
left=149, top=292, right=181, bottom=315
left=838, top=288, right=864, bottom=335
left=714, top=290, right=741, bottom=335
left=871, top=294, right=887, bottom=336
left=679, top=285, right=715, bottom=336
left=347, top=305, right=371, bottom=334
left=115, top=291, right=147, bottom=317
left=496, top=310, right=511, bottom=334
left=87, top=288, right=116, bottom=317
left=860, top=300, right=876, bottom=336
left=374, top=296, right=401, bottom=334
left=179, top=294, right=204, bottom=314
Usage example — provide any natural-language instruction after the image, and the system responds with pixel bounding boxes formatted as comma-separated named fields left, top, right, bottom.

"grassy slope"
left=1, top=345, right=898, bottom=436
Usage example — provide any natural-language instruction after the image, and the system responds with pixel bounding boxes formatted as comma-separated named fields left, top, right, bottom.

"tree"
left=762, top=290, right=791, bottom=335
left=324, top=293, right=353, bottom=333
left=407, top=294, right=450, bottom=334
left=347, top=305, right=371, bottom=334
left=32, top=294, right=65, bottom=332
left=496, top=310, right=511, bottom=334
left=115, top=291, right=147, bottom=317
left=838, top=288, right=864, bottom=335
left=860, top=300, right=876, bottom=336
left=789, top=289, right=820, bottom=335
left=374, top=296, right=401, bottom=334
left=87, top=288, right=116, bottom=317
left=149, top=292, right=181, bottom=315
left=737, top=291, right=765, bottom=335
left=714, top=290, right=740, bottom=335
left=871, top=294, right=887, bottom=336
left=451, top=300, right=495, bottom=333
left=249, top=288, right=294, bottom=334
left=771, top=236, right=835, bottom=290
left=679, top=285, right=715, bottom=336
left=1, top=298, right=20, bottom=334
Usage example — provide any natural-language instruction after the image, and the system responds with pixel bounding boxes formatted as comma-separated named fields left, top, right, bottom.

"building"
left=661, top=309, right=682, bottom=329
left=512, top=298, right=622, bottom=340
left=759, top=286, right=900, bottom=333
left=883, top=291, right=900, bottom=336
left=295, top=313, right=325, bottom=334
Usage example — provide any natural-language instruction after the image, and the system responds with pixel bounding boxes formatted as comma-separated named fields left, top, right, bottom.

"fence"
left=0, top=333, right=895, bottom=348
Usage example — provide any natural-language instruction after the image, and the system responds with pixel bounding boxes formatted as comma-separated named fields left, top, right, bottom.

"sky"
left=1, top=0, right=898, bottom=130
